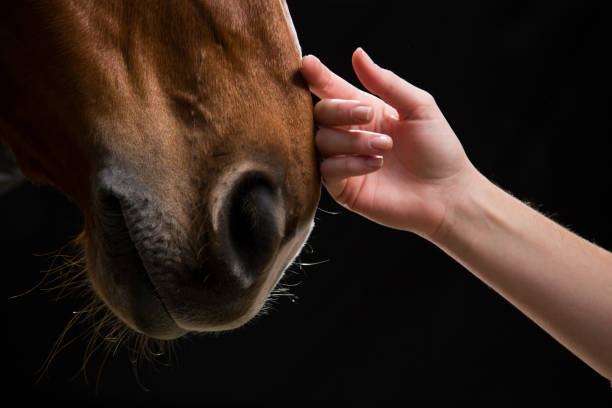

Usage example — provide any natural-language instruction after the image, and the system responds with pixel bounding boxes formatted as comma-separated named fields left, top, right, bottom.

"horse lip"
left=94, top=191, right=187, bottom=339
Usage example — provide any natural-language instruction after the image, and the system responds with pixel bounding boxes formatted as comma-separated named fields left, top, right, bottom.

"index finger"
left=300, top=55, right=366, bottom=101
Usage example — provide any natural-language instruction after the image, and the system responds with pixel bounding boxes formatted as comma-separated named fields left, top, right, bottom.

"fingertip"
left=300, top=55, right=324, bottom=88
left=352, top=47, right=362, bottom=66
left=300, top=54, right=320, bottom=72
left=352, top=47, right=367, bottom=58
left=353, top=47, right=377, bottom=70
left=352, top=48, right=384, bottom=95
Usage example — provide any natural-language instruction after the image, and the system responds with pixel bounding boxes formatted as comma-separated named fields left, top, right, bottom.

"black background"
left=3, top=0, right=611, bottom=406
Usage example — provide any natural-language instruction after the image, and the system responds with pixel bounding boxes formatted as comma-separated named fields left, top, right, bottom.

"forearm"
left=431, top=170, right=612, bottom=380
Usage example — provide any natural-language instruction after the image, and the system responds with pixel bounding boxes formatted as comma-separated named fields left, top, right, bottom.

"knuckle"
left=383, top=69, right=403, bottom=88
left=409, top=91, right=438, bottom=119
left=418, top=90, right=436, bottom=105
left=343, top=157, right=361, bottom=176
left=345, top=133, right=358, bottom=151
left=321, top=72, right=335, bottom=95
left=410, top=104, right=436, bottom=119
left=343, top=157, right=354, bottom=174
left=355, top=133, right=370, bottom=152
left=381, top=67, right=395, bottom=79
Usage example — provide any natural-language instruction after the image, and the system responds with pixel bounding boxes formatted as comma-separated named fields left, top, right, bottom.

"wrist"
left=427, top=167, right=497, bottom=249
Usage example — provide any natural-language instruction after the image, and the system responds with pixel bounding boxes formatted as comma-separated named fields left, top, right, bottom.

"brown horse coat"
left=1, top=0, right=320, bottom=339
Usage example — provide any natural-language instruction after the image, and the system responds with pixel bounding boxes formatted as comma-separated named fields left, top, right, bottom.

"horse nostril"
left=226, top=173, right=283, bottom=284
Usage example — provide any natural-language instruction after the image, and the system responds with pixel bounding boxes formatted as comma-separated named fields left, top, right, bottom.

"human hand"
left=300, top=48, right=479, bottom=238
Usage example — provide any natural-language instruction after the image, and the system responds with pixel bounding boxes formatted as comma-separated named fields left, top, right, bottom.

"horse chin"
left=85, top=211, right=188, bottom=340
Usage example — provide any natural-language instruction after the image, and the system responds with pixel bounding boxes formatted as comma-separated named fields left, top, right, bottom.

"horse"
left=0, top=0, right=320, bottom=342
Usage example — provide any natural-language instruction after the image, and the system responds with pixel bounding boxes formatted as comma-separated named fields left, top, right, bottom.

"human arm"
left=300, top=48, right=612, bottom=380
left=435, top=170, right=612, bottom=380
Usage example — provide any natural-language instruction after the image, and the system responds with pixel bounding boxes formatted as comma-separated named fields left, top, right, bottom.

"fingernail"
left=370, top=135, right=393, bottom=151
left=351, top=106, right=373, bottom=122
left=366, top=156, right=383, bottom=169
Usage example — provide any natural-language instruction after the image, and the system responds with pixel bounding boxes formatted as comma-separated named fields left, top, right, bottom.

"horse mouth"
left=94, top=193, right=188, bottom=340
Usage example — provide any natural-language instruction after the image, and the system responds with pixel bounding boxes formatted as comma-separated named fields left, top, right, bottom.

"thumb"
left=352, top=48, right=436, bottom=120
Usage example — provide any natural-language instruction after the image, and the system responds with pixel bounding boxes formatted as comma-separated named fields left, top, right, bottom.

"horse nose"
left=218, top=172, right=284, bottom=288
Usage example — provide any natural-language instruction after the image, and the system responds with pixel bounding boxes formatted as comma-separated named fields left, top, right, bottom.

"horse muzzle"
left=89, top=161, right=310, bottom=340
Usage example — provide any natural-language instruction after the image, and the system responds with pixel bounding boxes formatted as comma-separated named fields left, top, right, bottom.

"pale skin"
left=300, top=48, right=612, bottom=380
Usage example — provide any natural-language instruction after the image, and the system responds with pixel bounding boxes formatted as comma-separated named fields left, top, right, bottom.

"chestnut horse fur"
left=0, top=0, right=320, bottom=340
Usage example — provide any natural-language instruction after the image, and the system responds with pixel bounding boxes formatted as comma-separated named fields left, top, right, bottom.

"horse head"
left=0, top=0, right=320, bottom=340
